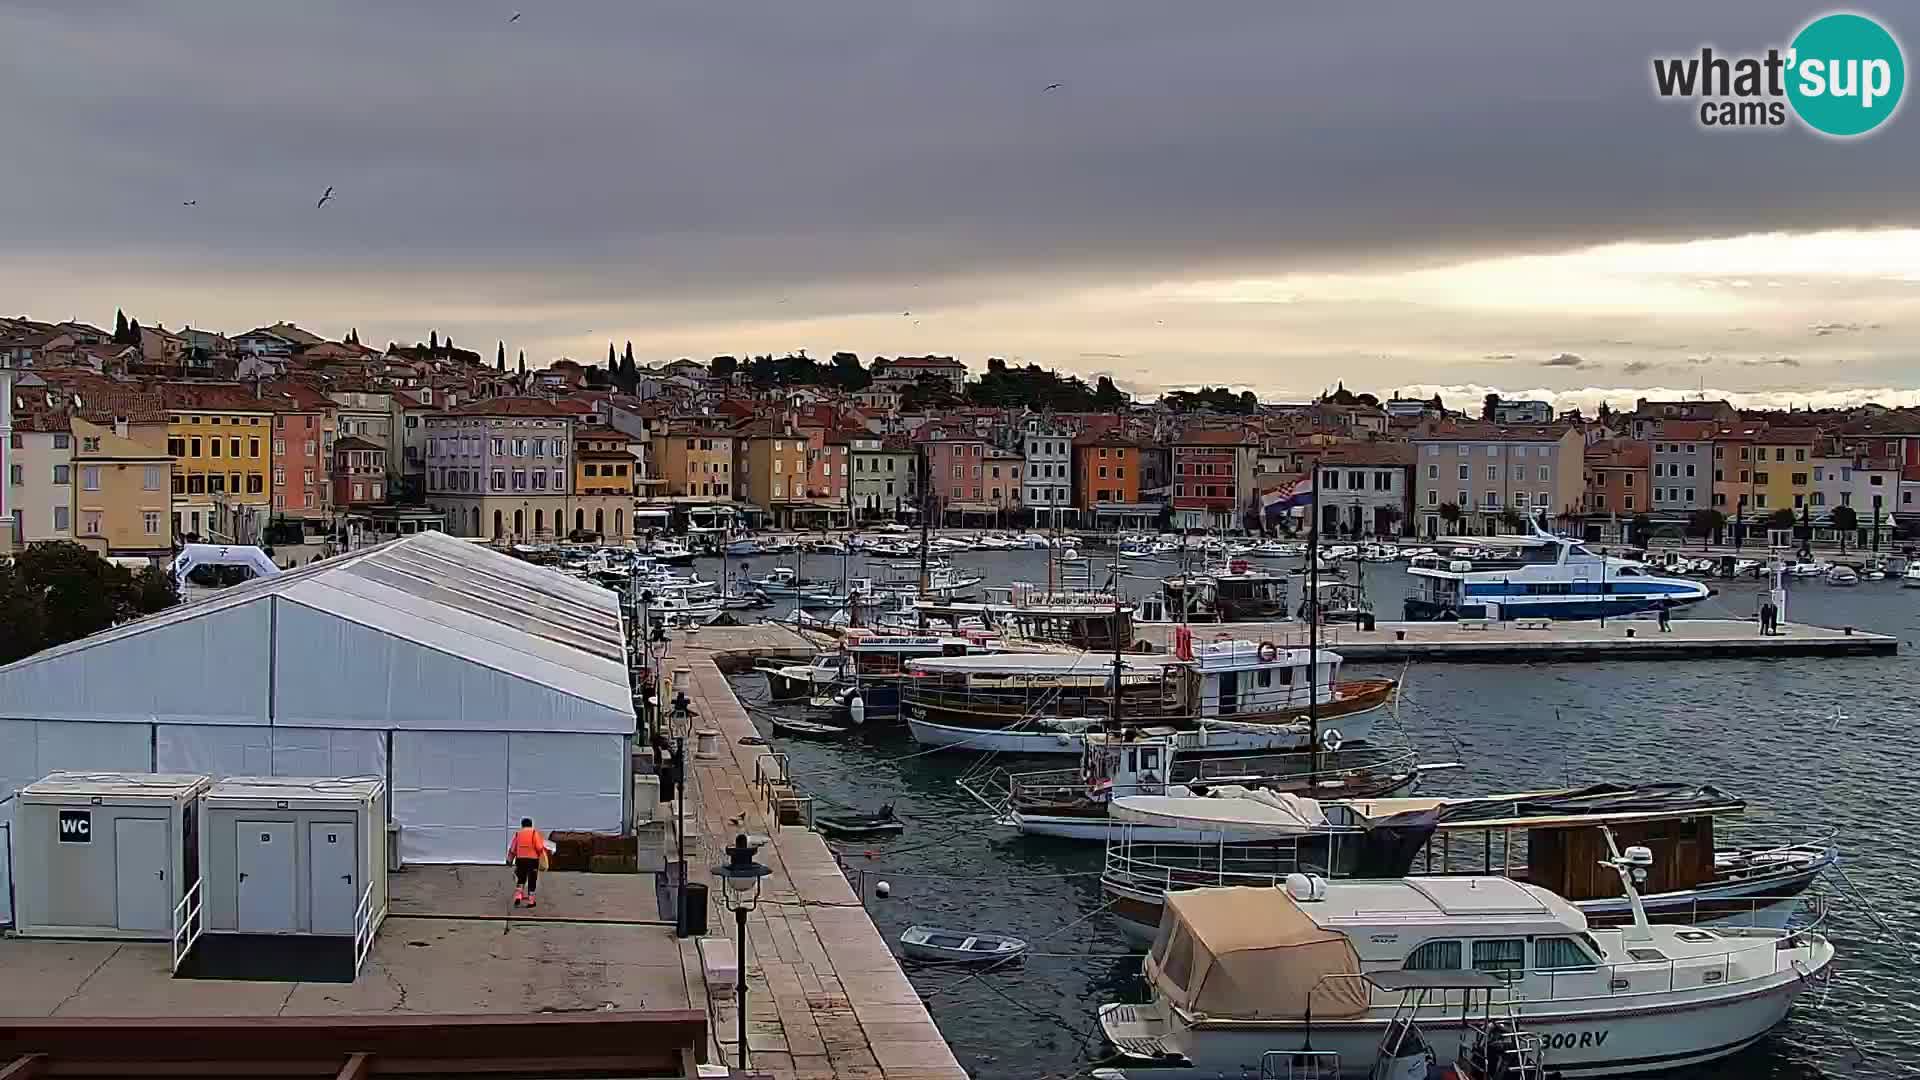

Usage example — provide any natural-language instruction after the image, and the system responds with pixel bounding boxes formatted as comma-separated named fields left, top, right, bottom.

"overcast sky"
left=3, top=1, right=1915, bottom=409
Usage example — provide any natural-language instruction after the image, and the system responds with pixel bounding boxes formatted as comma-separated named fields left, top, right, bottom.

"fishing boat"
left=904, top=638, right=1394, bottom=755
left=815, top=804, right=904, bottom=837
left=1097, top=844, right=1835, bottom=1079
left=1299, top=578, right=1374, bottom=625
left=1403, top=524, right=1709, bottom=621
left=1160, top=560, right=1291, bottom=622
left=817, top=631, right=1002, bottom=724
left=899, top=925, right=1028, bottom=964
left=960, top=730, right=1449, bottom=841
left=645, top=539, right=696, bottom=565
left=1098, top=782, right=1837, bottom=944
left=747, top=566, right=820, bottom=595
left=1825, top=564, right=1860, bottom=586
left=759, top=651, right=849, bottom=700
left=914, top=585, right=1136, bottom=651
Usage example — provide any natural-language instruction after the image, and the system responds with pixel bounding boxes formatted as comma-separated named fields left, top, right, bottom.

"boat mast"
left=1307, top=453, right=1319, bottom=782
left=917, top=452, right=933, bottom=596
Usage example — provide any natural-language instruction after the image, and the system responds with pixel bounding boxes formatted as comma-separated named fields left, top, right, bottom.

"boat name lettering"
left=1541, top=1031, right=1609, bottom=1050
left=1368, top=933, right=1399, bottom=944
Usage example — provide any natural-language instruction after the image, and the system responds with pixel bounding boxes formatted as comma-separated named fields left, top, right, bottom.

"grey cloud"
left=1079, top=352, right=1131, bottom=360
left=1, top=0, right=1915, bottom=305
left=1542, top=352, right=1585, bottom=368
left=1622, top=359, right=1657, bottom=374
left=1483, top=353, right=1516, bottom=361
left=1810, top=322, right=1880, bottom=336
left=1744, top=356, right=1801, bottom=367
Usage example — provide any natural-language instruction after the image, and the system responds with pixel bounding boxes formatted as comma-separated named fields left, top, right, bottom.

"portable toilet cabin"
left=10, top=772, right=212, bottom=941
left=187, top=775, right=388, bottom=982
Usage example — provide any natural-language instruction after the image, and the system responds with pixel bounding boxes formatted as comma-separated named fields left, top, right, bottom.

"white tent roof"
left=0, top=532, right=634, bottom=734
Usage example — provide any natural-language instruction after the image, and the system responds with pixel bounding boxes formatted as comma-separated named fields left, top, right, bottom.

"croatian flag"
left=1261, top=474, right=1312, bottom=523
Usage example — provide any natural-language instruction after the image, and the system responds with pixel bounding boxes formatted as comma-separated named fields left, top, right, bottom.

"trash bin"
left=1359, top=612, right=1377, bottom=632
left=678, top=882, right=709, bottom=937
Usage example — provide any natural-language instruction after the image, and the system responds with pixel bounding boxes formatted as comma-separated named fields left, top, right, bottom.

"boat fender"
left=1256, top=640, right=1279, bottom=663
left=849, top=695, right=866, bottom=726
left=1321, top=728, right=1343, bottom=752
left=875, top=880, right=892, bottom=898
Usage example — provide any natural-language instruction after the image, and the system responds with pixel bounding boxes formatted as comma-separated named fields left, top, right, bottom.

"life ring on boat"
left=1320, top=728, right=1344, bottom=752
left=1257, top=641, right=1279, bottom=663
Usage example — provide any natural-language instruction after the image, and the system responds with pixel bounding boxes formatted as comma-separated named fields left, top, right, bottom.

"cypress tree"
left=429, top=330, right=438, bottom=351
left=113, top=309, right=129, bottom=343
left=518, top=350, right=526, bottom=377
left=497, top=341, right=506, bottom=371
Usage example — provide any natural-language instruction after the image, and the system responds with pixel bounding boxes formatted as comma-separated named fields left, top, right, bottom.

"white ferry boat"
left=1404, top=526, right=1707, bottom=621
left=1097, top=835, right=1835, bottom=1078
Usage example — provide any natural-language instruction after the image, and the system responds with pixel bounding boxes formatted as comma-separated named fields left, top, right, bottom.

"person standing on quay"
left=1657, top=598, right=1672, bottom=632
left=508, top=817, right=547, bottom=907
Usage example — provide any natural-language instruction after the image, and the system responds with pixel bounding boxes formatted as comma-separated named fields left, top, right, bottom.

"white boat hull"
left=1099, top=963, right=1825, bottom=1078
left=908, top=712, right=1376, bottom=756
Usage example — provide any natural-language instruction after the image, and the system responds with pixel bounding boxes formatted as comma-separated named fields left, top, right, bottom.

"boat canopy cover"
left=906, top=652, right=1171, bottom=677
left=1145, top=886, right=1368, bottom=1021
left=1113, top=789, right=1329, bottom=836
left=1424, top=782, right=1745, bottom=827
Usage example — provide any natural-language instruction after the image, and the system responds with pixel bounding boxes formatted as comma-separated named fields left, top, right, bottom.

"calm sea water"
left=702, top=546, right=1920, bottom=1080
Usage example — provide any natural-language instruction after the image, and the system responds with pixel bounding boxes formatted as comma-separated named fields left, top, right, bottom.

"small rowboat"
left=899, top=925, right=1029, bottom=964
left=771, top=715, right=849, bottom=739
left=815, top=805, right=904, bottom=838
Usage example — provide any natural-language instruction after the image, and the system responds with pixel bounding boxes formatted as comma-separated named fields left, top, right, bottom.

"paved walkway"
left=666, top=625, right=967, bottom=1080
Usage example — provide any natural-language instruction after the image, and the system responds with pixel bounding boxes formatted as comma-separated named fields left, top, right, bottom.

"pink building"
left=916, top=428, right=989, bottom=514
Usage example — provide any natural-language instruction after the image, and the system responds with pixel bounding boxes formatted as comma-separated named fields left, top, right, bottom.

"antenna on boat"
left=916, top=453, right=933, bottom=596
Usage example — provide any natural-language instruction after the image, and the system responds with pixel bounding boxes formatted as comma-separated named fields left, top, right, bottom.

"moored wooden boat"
left=898, top=925, right=1028, bottom=963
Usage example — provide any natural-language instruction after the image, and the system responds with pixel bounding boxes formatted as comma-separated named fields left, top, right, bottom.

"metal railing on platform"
left=170, top=879, right=204, bottom=974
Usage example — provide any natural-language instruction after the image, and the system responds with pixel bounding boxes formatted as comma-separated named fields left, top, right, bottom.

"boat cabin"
left=1169, top=639, right=1343, bottom=719
left=841, top=631, right=996, bottom=678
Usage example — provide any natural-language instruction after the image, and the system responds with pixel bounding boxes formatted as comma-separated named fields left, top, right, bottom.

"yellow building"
left=654, top=428, right=735, bottom=499
left=1754, top=426, right=1820, bottom=515
left=734, top=427, right=810, bottom=517
left=571, top=424, right=635, bottom=540
left=71, top=417, right=175, bottom=556
left=163, top=386, right=273, bottom=541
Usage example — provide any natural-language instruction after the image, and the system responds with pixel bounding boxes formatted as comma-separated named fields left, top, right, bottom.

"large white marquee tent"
left=0, top=531, right=635, bottom=923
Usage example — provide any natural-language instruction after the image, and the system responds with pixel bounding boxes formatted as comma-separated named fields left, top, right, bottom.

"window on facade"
left=51, top=464, right=70, bottom=485
left=1457, top=464, right=1469, bottom=480
left=207, top=474, right=225, bottom=493
left=230, top=438, right=241, bottom=457
left=249, top=439, right=260, bottom=457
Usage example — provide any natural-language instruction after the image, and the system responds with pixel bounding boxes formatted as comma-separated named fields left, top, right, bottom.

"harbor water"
left=705, top=546, right=1920, bottom=1080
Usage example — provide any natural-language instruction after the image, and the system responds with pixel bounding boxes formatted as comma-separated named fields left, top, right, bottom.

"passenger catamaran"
left=1404, top=521, right=1708, bottom=621
left=1097, top=830, right=1835, bottom=1078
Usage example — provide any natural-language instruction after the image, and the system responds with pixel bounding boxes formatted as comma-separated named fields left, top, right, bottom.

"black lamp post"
left=713, top=833, right=772, bottom=1071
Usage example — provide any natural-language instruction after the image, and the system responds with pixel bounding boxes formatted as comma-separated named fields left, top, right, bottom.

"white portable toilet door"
left=308, top=822, right=358, bottom=935
left=237, top=821, right=297, bottom=932
left=114, top=818, right=170, bottom=933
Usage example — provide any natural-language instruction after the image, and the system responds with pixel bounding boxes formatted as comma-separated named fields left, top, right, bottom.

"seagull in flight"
left=1043, top=82, right=1063, bottom=92
left=182, top=200, right=197, bottom=206
left=316, top=186, right=335, bottom=208
left=509, top=11, right=522, bottom=22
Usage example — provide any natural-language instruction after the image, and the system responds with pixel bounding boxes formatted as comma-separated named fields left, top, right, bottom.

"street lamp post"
left=713, top=833, right=772, bottom=1072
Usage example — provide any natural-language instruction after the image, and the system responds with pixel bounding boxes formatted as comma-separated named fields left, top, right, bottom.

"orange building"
left=1074, top=429, right=1141, bottom=510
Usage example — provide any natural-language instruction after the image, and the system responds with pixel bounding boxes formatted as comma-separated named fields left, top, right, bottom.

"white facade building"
left=0, top=532, right=634, bottom=887
left=1022, top=420, right=1074, bottom=526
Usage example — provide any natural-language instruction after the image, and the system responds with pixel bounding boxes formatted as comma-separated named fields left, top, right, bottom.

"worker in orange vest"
left=508, top=817, right=546, bottom=907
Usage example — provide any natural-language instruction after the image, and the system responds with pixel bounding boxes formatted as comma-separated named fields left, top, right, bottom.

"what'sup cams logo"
left=1653, top=11, right=1905, bottom=137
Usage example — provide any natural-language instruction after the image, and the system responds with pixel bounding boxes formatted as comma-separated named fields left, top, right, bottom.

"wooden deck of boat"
left=661, top=623, right=969, bottom=1079
left=1136, top=617, right=1898, bottom=661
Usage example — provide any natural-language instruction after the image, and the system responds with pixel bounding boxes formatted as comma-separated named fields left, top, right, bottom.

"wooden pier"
left=1135, top=617, right=1898, bottom=661
left=662, top=623, right=969, bottom=1079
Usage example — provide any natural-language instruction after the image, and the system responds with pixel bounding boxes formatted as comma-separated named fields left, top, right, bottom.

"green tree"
left=0, top=542, right=177, bottom=665
left=1439, top=502, right=1463, bottom=536
left=517, top=349, right=527, bottom=377
left=1482, top=393, right=1499, bottom=421
left=497, top=341, right=507, bottom=372
left=1094, top=376, right=1126, bottom=410
left=619, top=343, right=638, bottom=392
left=1766, top=508, right=1796, bottom=533
left=1499, top=508, right=1525, bottom=534
left=127, top=317, right=143, bottom=345
left=829, top=351, right=871, bottom=391
left=1687, top=507, right=1725, bottom=548
left=128, top=565, right=181, bottom=615
left=710, top=355, right=739, bottom=381
left=112, top=309, right=130, bottom=343
left=1830, top=505, right=1858, bottom=552
left=1629, top=512, right=1651, bottom=548
left=429, top=330, right=438, bottom=351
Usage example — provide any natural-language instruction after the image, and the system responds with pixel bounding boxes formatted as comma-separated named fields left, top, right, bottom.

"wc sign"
left=58, top=809, right=92, bottom=843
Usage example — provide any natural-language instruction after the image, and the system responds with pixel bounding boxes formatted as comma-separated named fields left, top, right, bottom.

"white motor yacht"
left=1098, top=836, right=1834, bottom=1078
left=1405, top=525, right=1707, bottom=621
left=1904, top=565, right=1920, bottom=588
left=1825, top=565, right=1860, bottom=586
